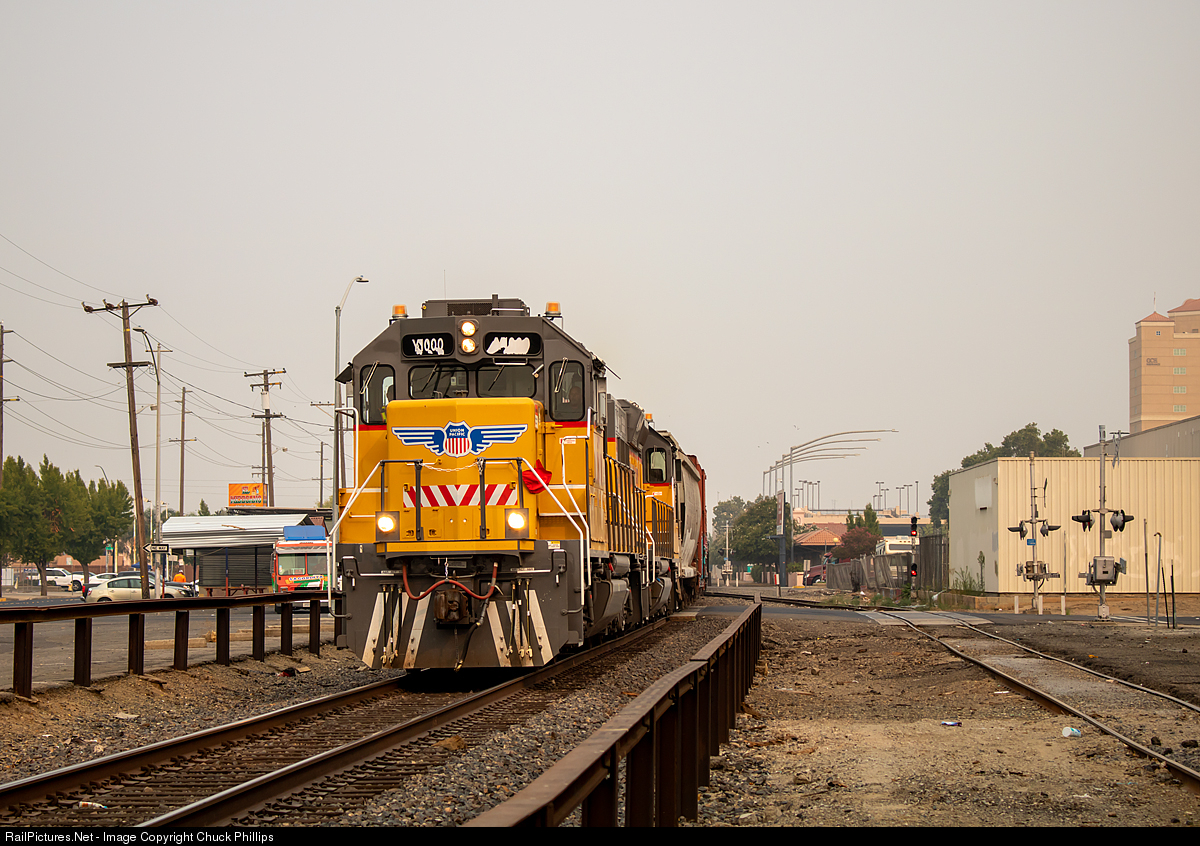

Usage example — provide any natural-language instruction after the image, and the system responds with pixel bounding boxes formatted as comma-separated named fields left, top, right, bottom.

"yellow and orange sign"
left=228, top=483, right=265, bottom=507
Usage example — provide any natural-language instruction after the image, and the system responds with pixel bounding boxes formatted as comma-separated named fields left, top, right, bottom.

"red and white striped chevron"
left=402, top=484, right=520, bottom=508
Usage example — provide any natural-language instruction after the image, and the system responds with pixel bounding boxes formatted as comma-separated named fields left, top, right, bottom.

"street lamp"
left=333, top=276, right=368, bottom=550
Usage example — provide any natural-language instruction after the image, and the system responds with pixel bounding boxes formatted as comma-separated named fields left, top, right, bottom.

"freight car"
left=333, top=296, right=706, bottom=670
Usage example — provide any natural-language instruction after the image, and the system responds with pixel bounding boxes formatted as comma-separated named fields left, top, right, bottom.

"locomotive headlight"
left=460, top=337, right=477, bottom=354
left=504, top=508, right=529, bottom=539
left=375, top=511, right=401, bottom=543
left=460, top=320, right=477, bottom=337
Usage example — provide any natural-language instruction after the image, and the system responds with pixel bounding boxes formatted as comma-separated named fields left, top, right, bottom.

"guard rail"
left=0, top=591, right=335, bottom=699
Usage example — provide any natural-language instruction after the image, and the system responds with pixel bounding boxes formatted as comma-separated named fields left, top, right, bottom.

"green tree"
left=845, top=503, right=881, bottom=536
left=0, top=457, right=48, bottom=592
left=58, top=469, right=97, bottom=572
left=89, top=478, right=133, bottom=568
left=928, top=423, right=1081, bottom=526
left=728, top=496, right=792, bottom=576
left=197, top=499, right=211, bottom=516
left=2, top=457, right=56, bottom=594
left=708, top=496, right=748, bottom=569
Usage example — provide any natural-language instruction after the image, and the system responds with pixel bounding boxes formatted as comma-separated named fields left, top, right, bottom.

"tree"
left=0, top=457, right=45, bottom=594
left=845, top=503, right=881, bottom=536
left=57, top=469, right=97, bottom=573
left=197, top=499, right=211, bottom=516
left=928, top=423, right=1081, bottom=526
left=89, top=478, right=133, bottom=569
left=727, top=496, right=792, bottom=575
left=830, top=526, right=881, bottom=562
left=2, top=457, right=55, bottom=595
left=708, top=496, right=748, bottom=569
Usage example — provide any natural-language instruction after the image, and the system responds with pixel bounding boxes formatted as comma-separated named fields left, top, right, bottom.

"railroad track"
left=0, top=621, right=674, bottom=827
left=874, top=608, right=1200, bottom=793
left=706, top=587, right=892, bottom=612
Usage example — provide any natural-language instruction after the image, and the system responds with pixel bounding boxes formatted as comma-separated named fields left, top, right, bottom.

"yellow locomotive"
left=335, top=296, right=706, bottom=670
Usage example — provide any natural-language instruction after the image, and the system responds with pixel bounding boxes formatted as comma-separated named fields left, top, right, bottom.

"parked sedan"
left=84, top=577, right=197, bottom=602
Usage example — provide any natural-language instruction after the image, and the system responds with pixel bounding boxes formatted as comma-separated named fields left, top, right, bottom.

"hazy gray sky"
left=2, top=1, right=1197, bottom=519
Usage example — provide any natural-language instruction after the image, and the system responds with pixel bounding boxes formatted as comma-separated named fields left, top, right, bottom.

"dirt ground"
left=695, top=595, right=1200, bottom=827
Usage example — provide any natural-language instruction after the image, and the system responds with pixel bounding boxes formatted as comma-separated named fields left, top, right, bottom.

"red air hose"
left=401, top=561, right=500, bottom=602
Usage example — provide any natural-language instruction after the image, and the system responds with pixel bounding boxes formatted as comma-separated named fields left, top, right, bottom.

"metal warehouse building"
left=948, top=456, right=1199, bottom=597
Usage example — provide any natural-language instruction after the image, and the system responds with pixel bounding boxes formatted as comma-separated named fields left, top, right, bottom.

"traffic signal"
left=1008, top=524, right=1027, bottom=539
left=1039, top=522, right=1061, bottom=537
left=1071, top=510, right=1094, bottom=531
left=1110, top=510, right=1133, bottom=532
left=910, top=516, right=918, bottom=537
left=909, top=561, right=917, bottom=581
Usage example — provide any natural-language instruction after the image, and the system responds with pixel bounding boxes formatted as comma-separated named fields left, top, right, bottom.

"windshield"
left=477, top=364, right=537, bottom=398
left=410, top=364, right=469, bottom=399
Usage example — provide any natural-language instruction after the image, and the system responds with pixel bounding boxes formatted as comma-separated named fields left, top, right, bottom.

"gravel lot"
left=689, top=594, right=1200, bottom=827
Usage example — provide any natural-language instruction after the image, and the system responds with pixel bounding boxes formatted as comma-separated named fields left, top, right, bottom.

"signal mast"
left=1007, top=452, right=1060, bottom=609
left=1070, top=426, right=1134, bottom=620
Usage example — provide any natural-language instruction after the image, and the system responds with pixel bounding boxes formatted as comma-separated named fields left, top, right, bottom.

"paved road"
left=0, top=589, right=335, bottom=693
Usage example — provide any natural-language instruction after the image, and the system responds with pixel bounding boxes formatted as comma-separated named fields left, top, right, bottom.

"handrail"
left=0, top=591, right=331, bottom=699
left=325, top=458, right=384, bottom=614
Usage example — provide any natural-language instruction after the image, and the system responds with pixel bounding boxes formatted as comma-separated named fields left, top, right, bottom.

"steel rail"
left=0, top=676, right=405, bottom=809
left=141, top=619, right=668, bottom=827
left=706, top=588, right=893, bottom=612
left=875, top=609, right=1200, bottom=795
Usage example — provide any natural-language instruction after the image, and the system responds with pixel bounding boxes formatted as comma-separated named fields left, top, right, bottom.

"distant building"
left=1131, top=298, right=1200, bottom=434
left=1084, top=414, right=1200, bottom=459
left=949, top=456, right=1199, bottom=596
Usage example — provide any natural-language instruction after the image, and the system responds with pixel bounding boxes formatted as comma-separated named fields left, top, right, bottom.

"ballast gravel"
left=336, top=614, right=733, bottom=826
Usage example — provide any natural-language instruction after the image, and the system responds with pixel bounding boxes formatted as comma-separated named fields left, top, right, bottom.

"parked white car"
left=39, top=568, right=75, bottom=590
left=84, top=577, right=197, bottom=602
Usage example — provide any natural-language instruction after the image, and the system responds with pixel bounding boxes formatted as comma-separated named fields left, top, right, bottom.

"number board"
left=402, top=333, right=454, bottom=358
left=482, top=333, right=542, bottom=357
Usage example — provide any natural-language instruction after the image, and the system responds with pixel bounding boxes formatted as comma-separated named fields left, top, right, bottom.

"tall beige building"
left=1130, top=297, right=1200, bottom=434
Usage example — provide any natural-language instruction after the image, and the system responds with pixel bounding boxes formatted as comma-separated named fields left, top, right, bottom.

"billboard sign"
left=229, top=483, right=265, bottom=507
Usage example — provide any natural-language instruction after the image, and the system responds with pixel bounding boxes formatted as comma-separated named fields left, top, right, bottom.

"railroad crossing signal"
left=1071, top=510, right=1094, bottom=531
left=1110, top=510, right=1134, bottom=532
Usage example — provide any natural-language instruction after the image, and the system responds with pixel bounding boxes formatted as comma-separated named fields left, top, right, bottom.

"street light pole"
left=333, top=276, right=368, bottom=553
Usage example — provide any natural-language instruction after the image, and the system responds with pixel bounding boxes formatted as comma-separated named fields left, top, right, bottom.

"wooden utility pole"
left=245, top=369, right=285, bottom=507
left=0, top=324, right=16, bottom=490
left=84, top=298, right=157, bottom=596
left=170, top=387, right=195, bottom=514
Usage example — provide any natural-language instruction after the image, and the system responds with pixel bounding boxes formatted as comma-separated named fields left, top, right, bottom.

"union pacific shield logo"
left=391, top=422, right=527, bottom=457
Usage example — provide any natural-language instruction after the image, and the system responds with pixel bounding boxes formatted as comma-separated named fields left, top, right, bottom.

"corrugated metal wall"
left=950, top=457, right=1200, bottom=595
left=195, top=546, right=273, bottom=593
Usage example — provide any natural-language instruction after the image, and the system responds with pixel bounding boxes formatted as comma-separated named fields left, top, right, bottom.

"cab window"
left=360, top=364, right=395, bottom=425
left=410, top=364, right=468, bottom=399
left=646, top=448, right=669, bottom=484
left=478, top=364, right=536, bottom=398
left=549, top=360, right=586, bottom=421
